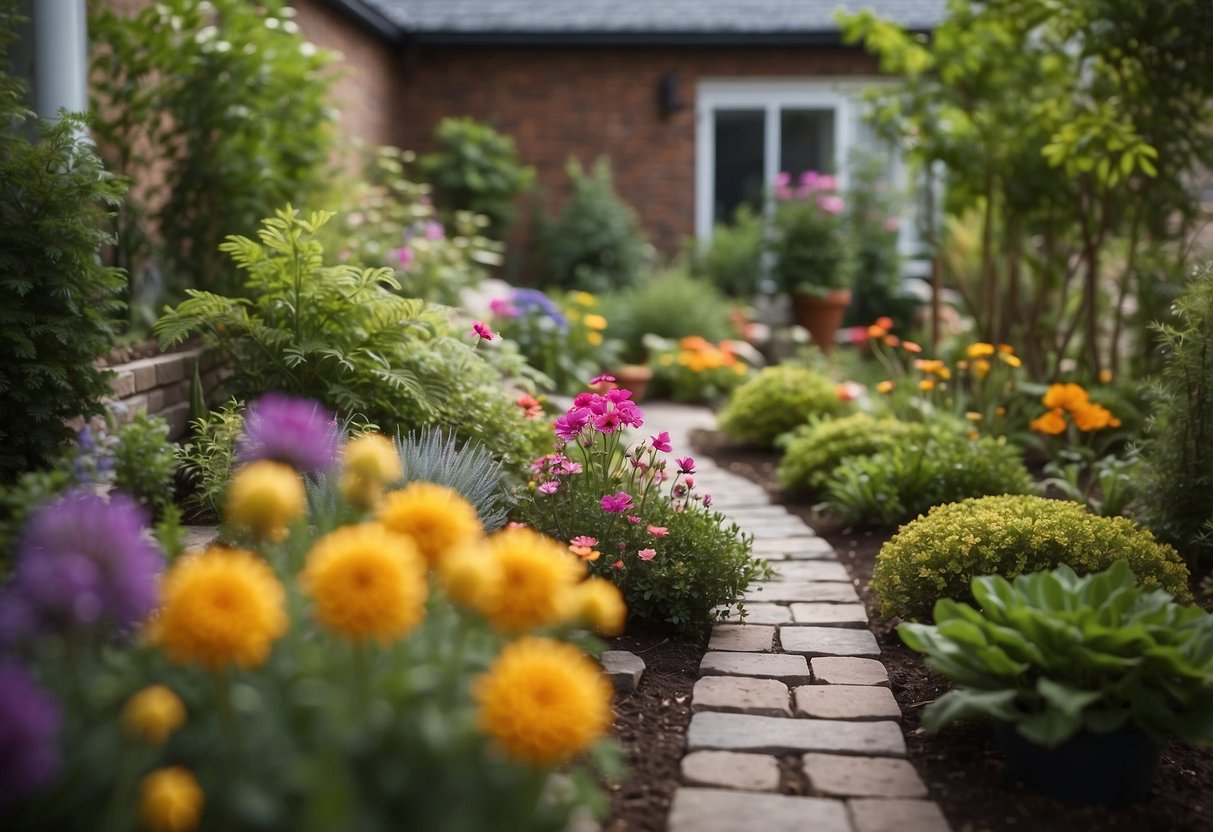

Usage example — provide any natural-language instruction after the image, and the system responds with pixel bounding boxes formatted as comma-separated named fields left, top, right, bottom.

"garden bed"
left=689, top=427, right=1213, bottom=832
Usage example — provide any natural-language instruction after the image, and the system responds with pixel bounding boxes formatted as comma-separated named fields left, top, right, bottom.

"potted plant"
left=769, top=171, right=855, bottom=355
left=900, top=561, right=1213, bottom=805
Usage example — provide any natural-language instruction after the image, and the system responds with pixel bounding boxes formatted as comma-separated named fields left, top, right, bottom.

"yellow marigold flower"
left=378, top=482, right=483, bottom=569
left=587, top=332, right=604, bottom=346
left=567, top=577, right=627, bottom=636
left=474, top=637, right=612, bottom=765
left=998, top=343, right=1015, bottom=354
left=438, top=542, right=502, bottom=608
left=572, top=291, right=596, bottom=307
left=1030, top=408, right=1068, bottom=436
left=475, top=527, right=583, bottom=633
left=343, top=433, right=401, bottom=483
left=1071, top=402, right=1121, bottom=432
left=995, top=406, right=1007, bottom=417
left=965, top=411, right=983, bottom=422
left=936, top=366, right=953, bottom=380
left=121, top=685, right=186, bottom=746
left=302, top=524, right=428, bottom=643
left=967, top=431, right=980, bottom=441
left=867, top=324, right=888, bottom=338
left=1099, top=369, right=1114, bottom=384
left=918, top=379, right=936, bottom=392
left=731, top=363, right=747, bottom=375
left=158, top=548, right=287, bottom=671
left=225, top=461, right=305, bottom=542
left=875, top=380, right=894, bottom=394
left=971, top=358, right=991, bottom=379
left=584, top=314, right=607, bottom=331
left=999, top=352, right=1022, bottom=368
left=140, top=767, right=204, bottom=832
left=966, top=342, right=995, bottom=358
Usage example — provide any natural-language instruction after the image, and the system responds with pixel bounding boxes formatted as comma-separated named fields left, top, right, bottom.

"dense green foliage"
left=1136, top=264, right=1213, bottom=564
left=111, top=413, right=178, bottom=518
left=717, top=365, right=851, bottom=448
left=690, top=206, right=764, bottom=298
left=176, top=401, right=245, bottom=520
left=769, top=186, right=853, bottom=296
left=873, top=495, right=1192, bottom=621
left=91, top=0, right=335, bottom=304
left=0, top=8, right=125, bottom=482
left=419, top=117, right=535, bottom=239
left=823, top=425, right=1032, bottom=526
left=537, top=158, right=651, bottom=293
left=843, top=156, right=908, bottom=327
left=776, top=414, right=914, bottom=492
left=901, top=561, right=1213, bottom=747
left=156, top=207, right=546, bottom=478
left=599, top=270, right=736, bottom=363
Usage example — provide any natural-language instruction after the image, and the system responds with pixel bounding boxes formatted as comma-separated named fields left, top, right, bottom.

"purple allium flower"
left=236, top=393, right=339, bottom=474
left=13, top=492, right=163, bottom=633
left=0, top=663, right=61, bottom=803
left=600, top=492, right=633, bottom=514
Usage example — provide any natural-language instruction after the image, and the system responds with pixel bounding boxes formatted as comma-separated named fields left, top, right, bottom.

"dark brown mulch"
left=603, top=625, right=705, bottom=831
left=690, top=427, right=1213, bottom=832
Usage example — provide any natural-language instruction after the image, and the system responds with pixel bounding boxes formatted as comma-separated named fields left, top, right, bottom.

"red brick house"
left=294, top=0, right=944, bottom=257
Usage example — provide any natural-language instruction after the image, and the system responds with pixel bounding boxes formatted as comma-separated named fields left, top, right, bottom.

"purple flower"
left=703, top=494, right=713, bottom=508
left=600, top=492, right=633, bottom=513
left=424, top=219, right=445, bottom=240
left=0, top=663, right=60, bottom=803
left=13, top=492, right=162, bottom=633
left=650, top=431, right=672, bottom=453
left=237, top=394, right=339, bottom=475
left=676, top=456, right=696, bottom=475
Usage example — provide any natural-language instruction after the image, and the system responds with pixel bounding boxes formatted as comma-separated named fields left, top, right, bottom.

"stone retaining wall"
left=103, top=349, right=229, bottom=439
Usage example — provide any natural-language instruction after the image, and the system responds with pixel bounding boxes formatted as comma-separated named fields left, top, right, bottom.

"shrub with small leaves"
left=176, top=401, right=245, bottom=521
left=717, top=365, right=851, bottom=448
left=873, top=494, right=1192, bottom=621
left=776, top=413, right=914, bottom=492
left=598, top=269, right=736, bottom=364
left=111, top=412, right=178, bottom=518
left=689, top=206, right=764, bottom=298
left=823, top=424, right=1032, bottom=527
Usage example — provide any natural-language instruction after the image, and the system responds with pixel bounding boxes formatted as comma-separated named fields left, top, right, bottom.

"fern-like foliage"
left=0, top=2, right=126, bottom=482
left=155, top=206, right=451, bottom=428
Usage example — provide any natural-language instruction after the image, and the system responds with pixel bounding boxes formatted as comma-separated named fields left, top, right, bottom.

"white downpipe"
left=33, top=0, right=87, bottom=119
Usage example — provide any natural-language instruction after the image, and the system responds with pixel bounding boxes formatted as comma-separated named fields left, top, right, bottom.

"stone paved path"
left=645, top=403, right=951, bottom=832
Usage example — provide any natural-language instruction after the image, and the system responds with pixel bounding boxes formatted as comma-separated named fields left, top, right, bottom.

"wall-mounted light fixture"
left=658, top=72, right=685, bottom=118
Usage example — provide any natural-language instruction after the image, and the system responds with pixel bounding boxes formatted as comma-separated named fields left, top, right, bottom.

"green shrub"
left=599, top=269, right=735, bottom=363
left=419, top=117, right=534, bottom=239
left=176, top=401, right=245, bottom=520
left=872, top=494, right=1192, bottom=621
left=690, top=206, right=764, bottom=298
left=1136, top=263, right=1213, bottom=564
left=537, top=158, right=651, bottom=293
left=842, top=153, right=909, bottom=327
left=717, top=365, right=851, bottom=447
left=0, top=33, right=125, bottom=483
left=776, top=414, right=914, bottom=492
left=0, top=467, right=71, bottom=568
left=111, top=412, right=178, bottom=517
left=90, top=0, right=335, bottom=303
left=824, top=425, right=1031, bottom=526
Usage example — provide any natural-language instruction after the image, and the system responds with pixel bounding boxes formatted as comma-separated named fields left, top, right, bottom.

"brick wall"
left=392, top=46, right=879, bottom=258
left=292, top=0, right=399, bottom=148
left=103, top=350, right=230, bottom=440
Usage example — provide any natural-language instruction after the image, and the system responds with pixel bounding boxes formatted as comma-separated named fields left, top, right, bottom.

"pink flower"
left=629, top=459, right=648, bottom=471
left=394, top=246, right=414, bottom=271
left=600, top=492, right=633, bottom=513
left=558, top=460, right=582, bottom=474
left=685, top=476, right=695, bottom=489
left=676, top=456, right=696, bottom=475
left=605, top=388, right=632, bottom=404
left=626, top=515, right=642, bottom=525
left=506, top=521, right=529, bottom=530
left=650, top=431, right=672, bottom=453
left=554, top=409, right=590, bottom=440
left=638, top=548, right=657, bottom=562
left=703, top=494, right=713, bottom=508
left=472, top=321, right=495, bottom=341
left=615, top=401, right=644, bottom=428
left=573, top=392, right=596, bottom=408
left=647, top=525, right=668, bottom=537
left=590, top=374, right=616, bottom=385
left=612, top=560, right=625, bottom=570
left=883, top=216, right=901, bottom=233
left=538, top=481, right=559, bottom=495
left=593, top=411, right=622, bottom=434
left=424, top=219, right=445, bottom=240
left=774, top=171, right=791, bottom=188
left=570, top=535, right=598, bottom=548
left=489, top=298, right=519, bottom=318
left=817, top=195, right=845, bottom=215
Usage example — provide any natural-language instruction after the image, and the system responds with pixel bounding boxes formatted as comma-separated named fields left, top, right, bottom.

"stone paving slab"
left=709, top=624, right=776, bottom=652
left=600, top=651, right=645, bottom=694
left=680, top=751, right=780, bottom=792
left=700, top=652, right=812, bottom=685
left=795, top=685, right=901, bottom=721
left=746, top=582, right=862, bottom=605
left=780, top=627, right=881, bottom=658
left=771, top=561, right=851, bottom=583
left=811, top=657, right=891, bottom=687
left=715, top=602, right=792, bottom=625
left=849, top=798, right=952, bottom=832
left=668, top=788, right=851, bottom=832
left=804, top=754, right=927, bottom=799
left=789, top=603, right=869, bottom=628
left=749, top=537, right=827, bottom=556
left=688, top=711, right=906, bottom=756
left=692, top=675, right=791, bottom=717
left=748, top=524, right=818, bottom=540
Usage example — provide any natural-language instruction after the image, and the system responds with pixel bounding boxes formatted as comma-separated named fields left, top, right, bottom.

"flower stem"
left=213, top=670, right=241, bottom=769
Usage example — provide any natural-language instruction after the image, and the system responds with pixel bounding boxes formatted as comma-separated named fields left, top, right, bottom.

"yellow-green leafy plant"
left=873, top=494, right=1192, bottom=620
left=776, top=413, right=914, bottom=492
left=718, top=364, right=852, bottom=448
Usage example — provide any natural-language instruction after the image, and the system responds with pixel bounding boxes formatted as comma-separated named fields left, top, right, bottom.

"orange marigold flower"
left=902, top=341, right=923, bottom=354
left=883, top=335, right=901, bottom=348
left=876, top=380, right=895, bottom=394
left=867, top=324, right=888, bottom=338
left=1042, top=382, right=1090, bottom=412
left=1030, top=408, right=1068, bottom=435
left=1071, top=402, right=1121, bottom=432
left=966, top=342, right=995, bottom=358
left=875, top=316, right=894, bottom=330
left=1099, top=369, right=1114, bottom=384
left=918, top=379, right=936, bottom=392
left=998, top=343, right=1015, bottom=355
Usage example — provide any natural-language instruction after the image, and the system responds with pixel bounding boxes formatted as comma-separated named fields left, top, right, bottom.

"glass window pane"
left=780, top=109, right=835, bottom=179
left=713, top=109, right=765, bottom=224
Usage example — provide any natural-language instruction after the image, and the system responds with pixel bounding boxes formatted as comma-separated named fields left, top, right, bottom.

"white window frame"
left=694, top=77, right=902, bottom=243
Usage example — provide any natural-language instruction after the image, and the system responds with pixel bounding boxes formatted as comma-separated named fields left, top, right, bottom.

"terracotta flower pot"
left=790, top=288, right=853, bottom=356
left=614, top=364, right=653, bottom=402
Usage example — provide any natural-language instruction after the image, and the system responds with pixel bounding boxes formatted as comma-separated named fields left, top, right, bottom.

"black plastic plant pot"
left=994, top=723, right=1164, bottom=805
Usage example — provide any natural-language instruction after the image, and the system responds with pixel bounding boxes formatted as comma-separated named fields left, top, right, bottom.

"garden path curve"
left=645, top=402, right=951, bottom=832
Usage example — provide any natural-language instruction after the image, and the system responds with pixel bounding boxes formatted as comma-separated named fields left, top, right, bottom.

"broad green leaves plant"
left=901, top=561, right=1213, bottom=747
